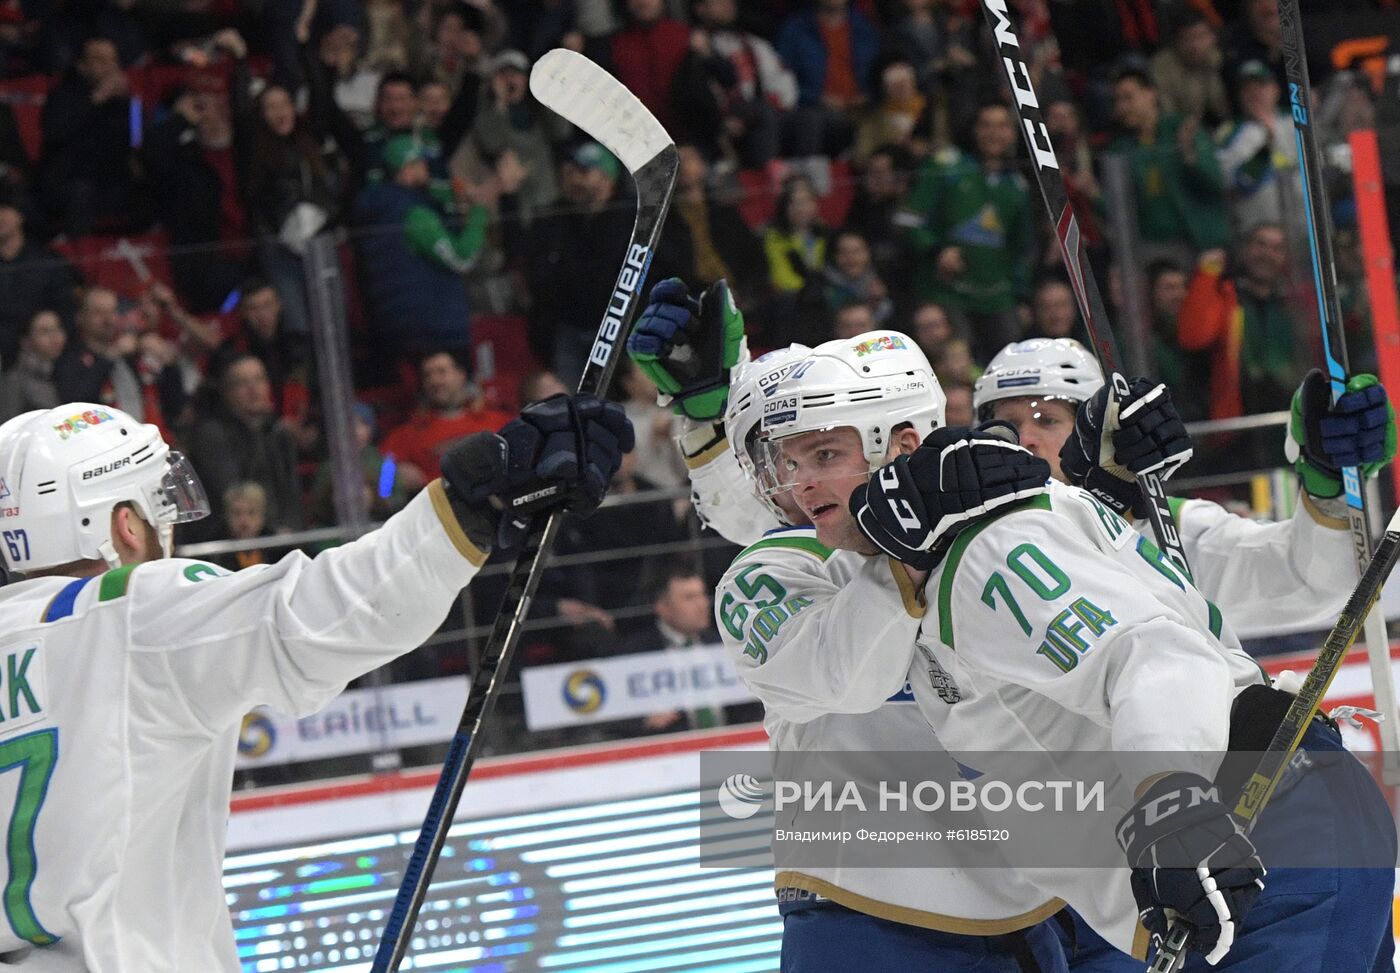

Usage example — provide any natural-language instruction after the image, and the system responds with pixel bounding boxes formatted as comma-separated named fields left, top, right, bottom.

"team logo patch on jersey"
left=52, top=408, right=115, bottom=441
left=852, top=335, right=908, bottom=357
left=918, top=645, right=961, bottom=703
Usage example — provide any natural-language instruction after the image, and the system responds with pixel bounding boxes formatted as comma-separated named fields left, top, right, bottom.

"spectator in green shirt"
left=896, top=101, right=1032, bottom=361
left=1109, top=67, right=1229, bottom=264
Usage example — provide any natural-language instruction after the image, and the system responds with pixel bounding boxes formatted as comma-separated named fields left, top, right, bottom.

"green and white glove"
left=626, top=277, right=747, bottom=421
left=1285, top=369, right=1397, bottom=498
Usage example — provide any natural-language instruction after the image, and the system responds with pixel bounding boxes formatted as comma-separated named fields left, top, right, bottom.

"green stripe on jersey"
left=1207, top=600, right=1223, bottom=639
left=98, top=565, right=136, bottom=603
left=1167, top=496, right=1187, bottom=521
left=938, top=494, right=1052, bottom=650
left=736, top=534, right=833, bottom=562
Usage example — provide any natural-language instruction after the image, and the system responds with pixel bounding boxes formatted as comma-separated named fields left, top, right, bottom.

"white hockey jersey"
left=698, top=441, right=1350, bottom=941
left=718, top=480, right=1265, bottom=954
left=717, top=529, right=1063, bottom=930
left=1159, top=494, right=1353, bottom=639
left=0, top=481, right=485, bottom=971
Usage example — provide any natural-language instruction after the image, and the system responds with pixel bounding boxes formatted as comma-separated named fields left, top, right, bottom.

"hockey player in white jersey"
left=974, top=337, right=1395, bottom=639
left=971, top=338, right=1398, bottom=971
left=742, top=338, right=1394, bottom=970
left=0, top=396, right=632, bottom=971
left=630, top=283, right=1074, bottom=972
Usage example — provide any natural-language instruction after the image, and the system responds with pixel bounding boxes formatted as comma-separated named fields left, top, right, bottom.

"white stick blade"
left=529, top=48, right=671, bottom=175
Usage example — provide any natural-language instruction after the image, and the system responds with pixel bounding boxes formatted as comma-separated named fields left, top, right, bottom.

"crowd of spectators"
left=0, top=0, right=1390, bottom=709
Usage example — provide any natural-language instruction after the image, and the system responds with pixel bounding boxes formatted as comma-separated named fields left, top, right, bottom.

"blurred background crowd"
left=0, top=0, right=1395, bottom=765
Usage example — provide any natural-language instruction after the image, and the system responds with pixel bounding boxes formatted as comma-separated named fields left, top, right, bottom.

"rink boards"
left=223, top=648, right=1400, bottom=972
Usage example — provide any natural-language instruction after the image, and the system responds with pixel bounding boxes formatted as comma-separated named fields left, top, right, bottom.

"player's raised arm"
left=0, top=398, right=633, bottom=733
left=627, top=277, right=796, bottom=545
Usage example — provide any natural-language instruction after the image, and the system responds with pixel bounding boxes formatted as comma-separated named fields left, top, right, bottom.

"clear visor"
left=152, top=451, right=210, bottom=525
left=977, top=393, right=1081, bottom=424
left=752, top=427, right=876, bottom=499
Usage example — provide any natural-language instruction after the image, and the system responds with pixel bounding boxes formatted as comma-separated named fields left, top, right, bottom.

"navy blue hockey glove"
left=440, top=394, right=634, bottom=549
left=1117, top=772, right=1265, bottom=966
left=1060, top=378, right=1192, bottom=519
left=850, top=425, right=1051, bottom=570
left=626, top=277, right=746, bottom=421
left=1286, top=369, right=1397, bottom=499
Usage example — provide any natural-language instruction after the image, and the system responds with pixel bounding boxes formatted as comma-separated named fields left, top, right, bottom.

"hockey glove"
left=440, top=394, right=635, bottom=549
left=1060, top=378, right=1192, bottom=519
left=1116, top=772, right=1266, bottom=966
left=1285, top=369, right=1396, bottom=499
left=626, top=277, right=747, bottom=421
left=850, top=425, right=1051, bottom=570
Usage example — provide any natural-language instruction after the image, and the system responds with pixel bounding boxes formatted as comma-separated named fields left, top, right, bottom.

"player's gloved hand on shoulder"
left=1117, top=772, right=1266, bottom=966
left=1286, top=369, right=1396, bottom=499
left=1060, top=377, right=1192, bottom=519
left=439, top=394, right=634, bottom=550
left=850, top=424, right=1051, bottom=570
left=626, top=277, right=746, bottom=421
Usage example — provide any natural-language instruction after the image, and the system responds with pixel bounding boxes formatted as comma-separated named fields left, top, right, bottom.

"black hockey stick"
left=370, top=49, right=678, bottom=973
left=978, top=0, right=1190, bottom=578
left=1273, top=0, right=1400, bottom=776
left=1146, top=505, right=1400, bottom=972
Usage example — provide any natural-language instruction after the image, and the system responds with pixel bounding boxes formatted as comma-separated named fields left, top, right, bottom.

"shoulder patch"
left=736, top=532, right=833, bottom=563
left=937, top=494, right=1051, bottom=650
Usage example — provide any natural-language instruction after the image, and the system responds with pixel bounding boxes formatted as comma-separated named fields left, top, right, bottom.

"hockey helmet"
left=755, top=331, right=944, bottom=497
left=0, top=403, right=209, bottom=572
left=972, top=338, right=1104, bottom=421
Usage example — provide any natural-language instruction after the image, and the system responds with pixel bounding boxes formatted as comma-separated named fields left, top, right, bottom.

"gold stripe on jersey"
left=887, top=557, right=926, bottom=618
left=681, top=429, right=730, bottom=469
left=774, top=870, right=1065, bottom=935
left=1300, top=491, right=1350, bottom=531
left=427, top=479, right=489, bottom=567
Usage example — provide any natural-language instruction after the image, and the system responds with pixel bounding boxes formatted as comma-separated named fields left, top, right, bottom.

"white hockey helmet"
left=0, top=403, right=209, bottom=573
left=972, top=338, right=1104, bottom=421
left=756, top=331, right=944, bottom=495
left=723, top=342, right=811, bottom=522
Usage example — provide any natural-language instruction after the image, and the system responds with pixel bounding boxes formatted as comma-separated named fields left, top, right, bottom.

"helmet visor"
left=752, top=426, right=875, bottom=499
left=156, top=451, right=210, bottom=524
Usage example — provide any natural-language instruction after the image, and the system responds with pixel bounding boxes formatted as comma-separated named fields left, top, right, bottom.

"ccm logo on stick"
left=984, top=0, right=1059, bottom=173
left=589, top=244, right=651, bottom=368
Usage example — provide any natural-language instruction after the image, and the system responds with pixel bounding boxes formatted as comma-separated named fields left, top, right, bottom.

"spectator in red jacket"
left=1176, top=222, right=1302, bottom=419
left=611, top=0, right=690, bottom=131
left=381, top=349, right=514, bottom=488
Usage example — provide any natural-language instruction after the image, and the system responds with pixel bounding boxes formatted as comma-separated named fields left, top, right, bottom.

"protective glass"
left=155, top=451, right=211, bottom=524
left=753, top=427, right=875, bottom=499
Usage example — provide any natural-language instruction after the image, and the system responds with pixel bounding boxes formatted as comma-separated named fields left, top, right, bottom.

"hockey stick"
left=1147, top=504, right=1400, bottom=972
left=978, top=0, right=1190, bottom=578
left=1274, top=0, right=1400, bottom=785
left=369, top=49, right=678, bottom=973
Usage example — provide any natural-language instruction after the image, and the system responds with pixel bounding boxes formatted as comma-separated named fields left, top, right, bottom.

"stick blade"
left=529, top=48, right=672, bottom=176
